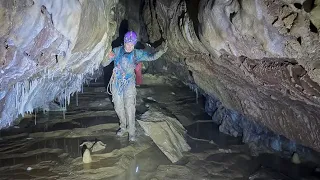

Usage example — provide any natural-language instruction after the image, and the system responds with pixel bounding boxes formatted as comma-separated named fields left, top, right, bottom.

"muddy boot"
left=116, top=128, right=127, bottom=136
left=129, top=134, right=136, bottom=142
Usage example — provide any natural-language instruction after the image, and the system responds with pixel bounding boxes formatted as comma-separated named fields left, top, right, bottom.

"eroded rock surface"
left=0, top=0, right=119, bottom=127
left=1, top=0, right=320, bottom=159
left=1, top=76, right=317, bottom=180
left=140, top=0, right=320, bottom=152
left=138, top=105, right=191, bottom=163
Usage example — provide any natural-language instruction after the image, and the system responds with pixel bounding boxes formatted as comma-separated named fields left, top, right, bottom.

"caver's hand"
left=108, top=50, right=115, bottom=59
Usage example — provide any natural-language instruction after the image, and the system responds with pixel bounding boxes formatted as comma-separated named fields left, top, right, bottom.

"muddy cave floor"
left=0, top=75, right=319, bottom=180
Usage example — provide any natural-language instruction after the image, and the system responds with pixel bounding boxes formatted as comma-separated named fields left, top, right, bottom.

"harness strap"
left=107, top=46, right=136, bottom=96
left=107, top=69, right=134, bottom=96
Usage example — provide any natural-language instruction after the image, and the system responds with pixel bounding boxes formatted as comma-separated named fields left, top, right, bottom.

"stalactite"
left=0, top=0, right=117, bottom=128
left=34, top=110, right=37, bottom=125
left=186, top=82, right=200, bottom=104
left=81, top=83, right=84, bottom=93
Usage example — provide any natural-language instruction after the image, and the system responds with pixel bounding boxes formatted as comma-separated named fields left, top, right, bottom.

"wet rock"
left=0, top=0, right=319, bottom=168
left=310, top=0, right=320, bottom=29
left=257, top=153, right=318, bottom=179
left=29, top=123, right=119, bottom=138
left=139, top=0, right=320, bottom=154
left=138, top=106, right=191, bottom=163
left=88, top=100, right=110, bottom=108
left=292, top=152, right=301, bottom=164
left=80, top=140, right=106, bottom=153
left=249, top=168, right=292, bottom=180
left=0, top=75, right=318, bottom=179
left=82, top=148, right=92, bottom=164
left=153, top=165, right=193, bottom=180
left=204, top=94, right=320, bottom=163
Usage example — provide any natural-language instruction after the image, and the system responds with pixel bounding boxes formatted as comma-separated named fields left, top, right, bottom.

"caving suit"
left=108, top=46, right=166, bottom=139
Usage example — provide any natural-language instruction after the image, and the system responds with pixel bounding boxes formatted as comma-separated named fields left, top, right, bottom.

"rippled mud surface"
left=0, top=75, right=319, bottom=180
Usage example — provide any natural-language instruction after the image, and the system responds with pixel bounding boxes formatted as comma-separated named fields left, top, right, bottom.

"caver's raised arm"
left=135, top=41, right=168, bottom=62
left=101, top=47, right=121, bottom=67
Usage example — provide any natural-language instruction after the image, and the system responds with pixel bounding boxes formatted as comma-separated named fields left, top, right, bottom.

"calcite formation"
left=0, top=0, right=119, bottom=127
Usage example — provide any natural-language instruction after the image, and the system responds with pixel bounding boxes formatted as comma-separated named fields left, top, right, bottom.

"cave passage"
left=0, top=75, right=319, bottom=179
left=1, top=0, right=320, bottom=179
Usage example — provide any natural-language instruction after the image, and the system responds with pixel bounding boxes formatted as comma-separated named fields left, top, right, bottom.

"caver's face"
left=124, top=42, right=134, bottom=53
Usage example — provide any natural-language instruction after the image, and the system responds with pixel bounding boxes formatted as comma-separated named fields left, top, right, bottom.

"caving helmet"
left=124, top=31, right=138, bottom=45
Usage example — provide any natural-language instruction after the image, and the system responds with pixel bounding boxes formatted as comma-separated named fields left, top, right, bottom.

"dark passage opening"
left=294, top=3, right=302, bottom=9
left=185, top=0, right=201, bottom=39
left=310, top=21, right=318, bottom=33
left=302, top=0, right=315, bottom=12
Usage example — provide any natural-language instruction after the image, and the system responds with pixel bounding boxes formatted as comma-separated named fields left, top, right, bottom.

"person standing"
left=102, top=31, right=167, bottom=141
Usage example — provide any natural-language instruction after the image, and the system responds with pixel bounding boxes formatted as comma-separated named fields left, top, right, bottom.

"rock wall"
left=140, top=0, right=320, bottom=152
left=1, top=0, right=320, bottom=154
left=0, top=0, right=120, bottom=127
